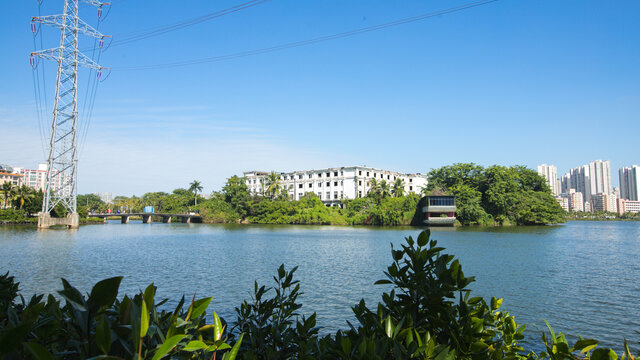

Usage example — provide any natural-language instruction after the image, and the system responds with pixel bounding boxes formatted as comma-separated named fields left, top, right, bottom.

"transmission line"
left=115, top=0, right=498, bottom=71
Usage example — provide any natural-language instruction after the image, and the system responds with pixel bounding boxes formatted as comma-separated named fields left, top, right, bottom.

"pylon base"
left=37, top=212, right=79, bottom=229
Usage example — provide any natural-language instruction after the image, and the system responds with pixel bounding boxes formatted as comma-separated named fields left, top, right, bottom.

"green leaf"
left=95, top=315, right=112, bottom=354
left=140, top=299, right=149, bottom=338
left=490, top=297, right=503, bottom=310
left=385, top=316, right=393, bottom=338
left=572, top=339, right=599, bottom=353
left=417, top=230, right=430, bottom=247
left=151, top=334, right=186, bottom=360
left=222, top=333, right=244, bottom=360
left=470, top=341, right=489, bottom=353
left=189, top=297, right=213, bottom=320
left=182, top=340, right=207, bottom=352
left=0, top=324, right=31, bottom=354
left=591, top=348, right=618, bottom=360
left=89, top=277, right=122, bottom=310
left=213, top=311, right=223, bottom=341
left=23, top=342, right=54, bottom=360
left=143, top=283, right=156, bottom=311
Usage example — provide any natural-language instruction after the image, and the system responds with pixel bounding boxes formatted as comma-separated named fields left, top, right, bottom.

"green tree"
left=222, top=176, right=251, bottom=219
left=379, top=180, right=391, bottom=199
left=23, top=189, right=44, bottom=216
left=367, top=178, right=380, bottom=197
left=392, top=178, right=405, bottom=197
left=1, top=182, right=13, bottom=208
left=11, top=185, right=35, bottom=210
left=264, top=171, right=282, bottom=200
left=189, top=180, right=203, bottom=206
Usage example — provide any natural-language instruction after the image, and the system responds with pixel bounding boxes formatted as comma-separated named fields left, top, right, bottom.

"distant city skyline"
left=1, top=1, right=639, bottom=195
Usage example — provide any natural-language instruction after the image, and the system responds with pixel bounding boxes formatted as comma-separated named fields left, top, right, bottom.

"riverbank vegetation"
left=425, top=163, right=566, bottom=226
left=1, top=230, right=636, bottom=359
left=1, top=163, right=567, bottom=226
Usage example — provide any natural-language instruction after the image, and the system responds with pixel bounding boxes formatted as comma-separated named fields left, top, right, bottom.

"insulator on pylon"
left=30, top=56, right=35, bottom=67
left=99, top=38, right=104, bottom=49
left=97, top=69, right=102, bottom=79
left=97, top=7, right=103, bottom=19
left=31, top=23, right=37, bottom=34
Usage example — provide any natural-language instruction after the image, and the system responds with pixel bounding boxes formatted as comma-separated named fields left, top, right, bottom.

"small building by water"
left=423, top=195, right=456, bottom=226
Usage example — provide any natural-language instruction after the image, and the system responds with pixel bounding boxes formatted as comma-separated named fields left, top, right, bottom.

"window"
left=318, top=173, right=322, bottom=178
left=326, top=191, right=330, bottom=199
left=253, top=179, right=256, bottom=184
left=387, top=175, right=390, bottom=179
left=318, top=182, right=322, bottom=187
left=334, top=191, right=338, bottom=199
left=340, top=171, right=343, bottom=176
left=326, top=172, right=330, bottom=177
left=373, top=173, right=377, bottom=177
left=366, top=172, right=369, bottom=176
left=318, top=192, right=322, bottom=199
left=409, top=186, right=413, bottom=191
left=289, top=184, right=294, bottom=189
left=308, top=174, right=312, bottom=179
left=359, top=170, right=362, bottom=175
left=340, top=191, right=343, bottom=198
left=340, top=180, right=343, bottom=185
left=298, top=193, right=303, bottom=197
left=298, top=184, right=303, bottom=189
left=326, top=181, right=330, bottom=186
left=334, top=171, right=338, bottom=176
left=409, top=178, right=413, bottom=182
left=358, top=180, right=362, bottom=186
left=358, top=191, right=362, bottom=197
left=334, top=181, right=338, bottom=186
left=298, top=175, right=303, bottom=179
left=308, top=183, right=312, bottom=188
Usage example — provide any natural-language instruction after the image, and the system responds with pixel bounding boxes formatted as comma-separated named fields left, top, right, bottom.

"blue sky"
left=1, top=0, right=638, bottom=195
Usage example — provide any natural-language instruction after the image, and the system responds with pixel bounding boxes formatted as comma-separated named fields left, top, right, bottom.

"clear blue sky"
left=1, top=0, right=638, bottom=195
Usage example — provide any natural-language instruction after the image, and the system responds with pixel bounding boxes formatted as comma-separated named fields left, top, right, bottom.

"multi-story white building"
left=618, top=199, right=640, bottom=214
left=537, top=164, right=560, bottom=195
left=94, top=192, right=113, bottom=204
left=13, top=163, right=71, bottom=197
left=243, top=166, right=427, bottom=206
left=589, top=160, right=611, bottom=196
left=561, top=160, right=612, bottom=209
left=561, top=189, right=584, bottom=212
left=619, top=165, right=640, bottom=201
left=555, top=196, right=569, bottom=212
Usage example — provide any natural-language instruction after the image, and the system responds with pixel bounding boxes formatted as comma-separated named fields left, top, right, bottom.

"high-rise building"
left=619, top=165, right=640, bottom=201
left=537, top=164, right=560, bottom=195
left=588, top=160, right=611, bottom=196
left=94, top=192, right=113, bottom=204
left=561, top=189, right=584, bottom=212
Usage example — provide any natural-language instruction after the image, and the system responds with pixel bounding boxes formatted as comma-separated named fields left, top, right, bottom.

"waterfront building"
left=243, top=166, right=427, bottom=206
left=560, top=189, right=583, bottom=212
left=618, top=199, right=640, bottom=214
left=13, top=163, right=47, bottom=192
left=555, top=196, right=569, bottom=212
left=423, top=195, right=456, bottom=226
left=537, top=164, right=560, bottom=195
left=619, top=165, right=640, bottom=201
left=590, top=193, right=617, bottom=213
left=588, top=160, right=612, bottom=196
left=561, top=160, right=612, bottom=207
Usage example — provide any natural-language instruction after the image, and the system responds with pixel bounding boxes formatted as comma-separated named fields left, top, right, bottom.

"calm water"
left=1, top=221, right=639, bottom=351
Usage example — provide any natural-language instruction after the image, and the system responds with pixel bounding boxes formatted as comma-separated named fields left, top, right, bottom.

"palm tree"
left=264, top=171, right=282, bottom=200
left=379, top=180, right=391, bottom=199
left=367, top=178, right=379, bottom=197
left=392, top=178, right=405, bottom=197
left=189, top=180, right=203, bottom=206
left=1, top=182, right=13, bottom=209
left=11, top=185, right=35, bottom=210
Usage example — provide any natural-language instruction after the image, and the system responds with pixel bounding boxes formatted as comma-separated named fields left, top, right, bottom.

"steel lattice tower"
left=32, top=0, right=109, bottom=225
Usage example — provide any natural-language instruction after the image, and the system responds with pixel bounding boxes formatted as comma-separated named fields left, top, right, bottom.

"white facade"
left=619, top=165, right=640, bottom=201
left=591, top=193, right=617, bottom=213
left=555, top=196, right=569, bottom=212
left=243, top=166, right=427, bottom=205
left=537, top=164, right=560, bottom=195
left=13, top=163, right=71, bottom=196
left=561, top=189, right=584, bottom=212
left=588, top=160, right=611, bottom=196
left=619, top=200, right=640, bottom=214
left=94, top=192, right=114, bottom=203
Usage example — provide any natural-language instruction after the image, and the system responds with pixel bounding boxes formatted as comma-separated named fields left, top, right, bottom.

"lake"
left=1, top=221, right=638, bottom=352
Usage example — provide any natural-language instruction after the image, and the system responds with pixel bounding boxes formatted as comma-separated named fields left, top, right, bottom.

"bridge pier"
left=37, top=212, right=79, bottom=229
left=181, top=216, right=191, bottom=224
left=121, top=215, right=130, bottom=224
left=162, top=216, right=171, bottom=223
left=142, top=215, right=152, bottom=224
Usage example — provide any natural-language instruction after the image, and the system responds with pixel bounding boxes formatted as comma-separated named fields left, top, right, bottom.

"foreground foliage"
left=3, top=231, right=635, bottom=359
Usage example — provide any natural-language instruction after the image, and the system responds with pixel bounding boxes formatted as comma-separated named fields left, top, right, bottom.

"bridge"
left=91, top=213, right=202, bottom=224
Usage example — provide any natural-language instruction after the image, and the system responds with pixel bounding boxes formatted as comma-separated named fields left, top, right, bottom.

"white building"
left=243, top=166, right=427, bottom=206
left=94, top=192, right=113, bottom=204
left=618, top=199, right=640, bottom=214
left=561, top=189, right=584, bottom=212
left=537, top=164, right=560, bottom=195
left=555, top=196, right=569, bottom=212
left=588, top=160, right=611, bottom=196
left=619, top=165, right=640, bottom=201
left=591, top=193, right=617, bottom=213
left=561, top=160, right=612, bottom=208
left=13, top=163, right=71, bottom=197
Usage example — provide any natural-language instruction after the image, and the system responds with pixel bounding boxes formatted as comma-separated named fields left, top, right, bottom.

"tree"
left=392, top=178, right=405, bottom=197
left=189, top=180, right=203, bottom=206
left=367, top=178, right=379, bottom=197
left=222, top=176, right=251, bottom=218
left=264, top=171, right=282, bottom=200
left=1, top=182, right=13, bottom=209
left=11, top=185, right=35, bottom=210
left=379, top=180, right=391, bottom=199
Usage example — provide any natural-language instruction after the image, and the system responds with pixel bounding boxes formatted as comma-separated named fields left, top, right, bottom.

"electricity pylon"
left=32, top=0, right=109, bottom=228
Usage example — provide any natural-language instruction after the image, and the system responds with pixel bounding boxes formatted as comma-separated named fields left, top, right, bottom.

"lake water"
left=1, top=221, right=639, bottom=352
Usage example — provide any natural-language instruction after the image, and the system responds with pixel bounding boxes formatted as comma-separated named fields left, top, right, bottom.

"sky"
left=1, top=0, right=638, bottom=196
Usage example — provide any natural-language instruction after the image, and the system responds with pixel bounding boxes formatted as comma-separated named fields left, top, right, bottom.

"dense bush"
left=1, top=231, right=637, bottom=359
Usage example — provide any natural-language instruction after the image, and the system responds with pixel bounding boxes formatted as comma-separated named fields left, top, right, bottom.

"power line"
left=105, top=0, right=272, bottom=49
left=114, top=0, right=498, bottom=71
